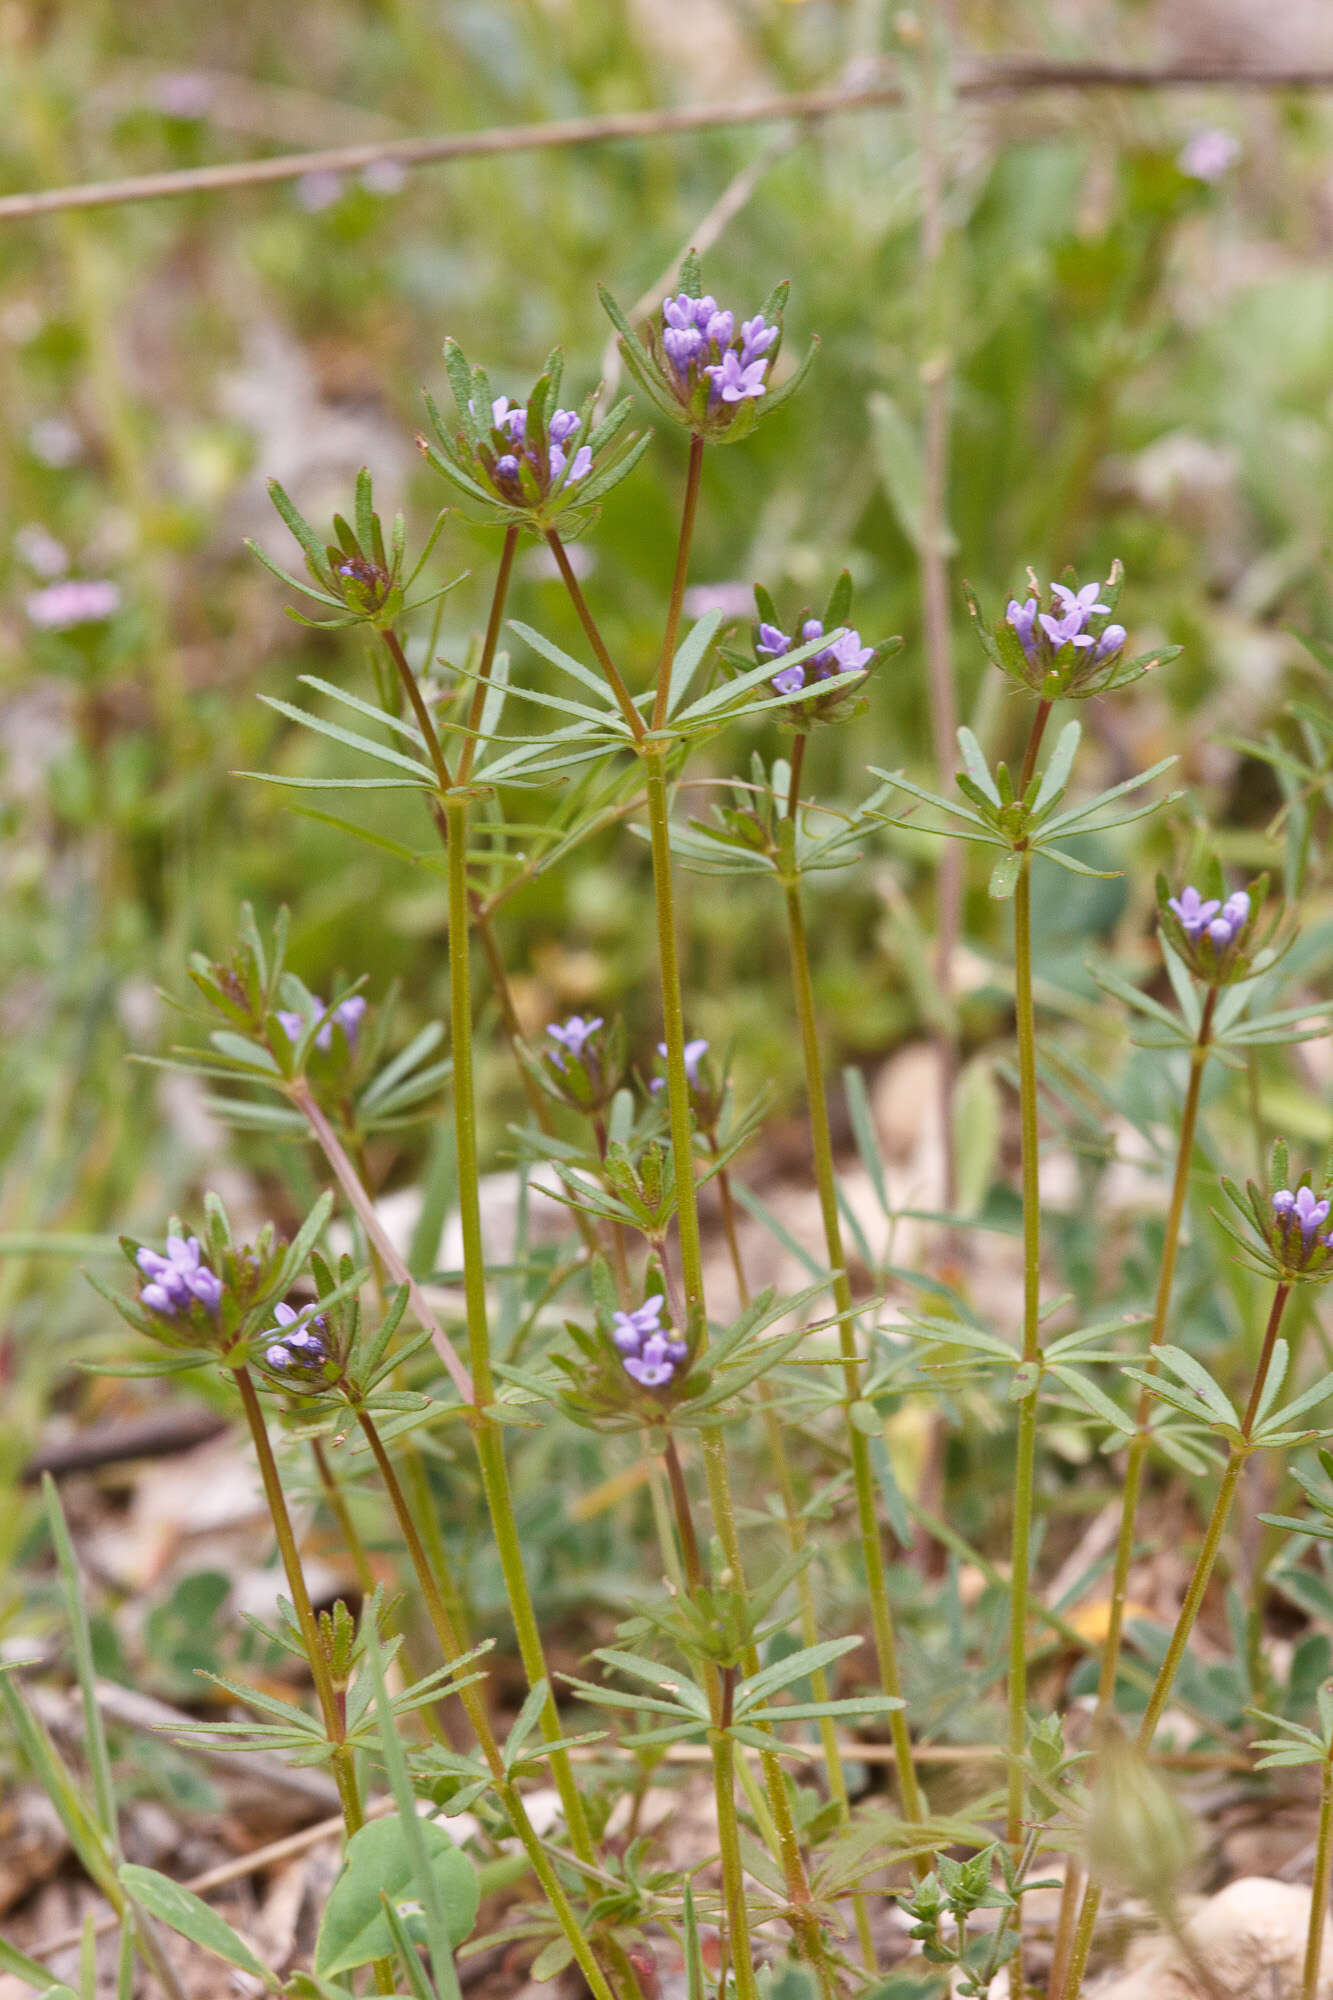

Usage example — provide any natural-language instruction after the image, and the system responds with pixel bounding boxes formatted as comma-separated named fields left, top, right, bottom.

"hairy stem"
left=782, top=875, right=925, bottom=1828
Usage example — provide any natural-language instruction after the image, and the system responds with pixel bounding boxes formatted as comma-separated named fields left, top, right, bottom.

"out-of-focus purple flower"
left=263, top=1300, right=330, bottom=1372
left=277, top=993, right=366, bottom=1053
left=296, top=170, right=344, bottom=213
left=683, top=580, right=755, bottom=621
left=137, top=1235, right=224, bottom=1317
left=361, top=158, right=407, bottom=196
left=14, top=524, right=70, bottom=578
left=546, top=1014, right=603, bottom=1069
left=28, top=417, right=83, bottom=468
left=26, top=579, right=120, bottom=629
left=613, top=1292, right=688, bottom=1388
left=650, top=1038, right=708, bottom=1092
left=156, top=71, right=215, bottom=118
left=1179, top=129, right=1241, bottom=183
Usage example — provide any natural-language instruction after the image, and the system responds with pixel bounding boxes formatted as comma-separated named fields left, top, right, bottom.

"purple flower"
left=1168, top=886, right=1250, bottom=955
left=1050, top=581, right=1110, bottom=623
left=655, top=1038, right=708, bottom=1085
left=740, top=315, right=778, bottom=366
left=263, top=1300, right=329, bottom=1372
left=613, top=1293, right=688, bottom=1389
left=1179, top=128, right=1241, bottom=183
left=137, top=1235, right=224, bottom=1317
left=707, top=351, right=768, bottom=405
left=546, top=1014, right=603, bottom=1069
left=760, top=615, right=873, bottom=697
left=1093, top=623, right=1127, bottom=664
left=484, top=397, right=591, bottom=497
left=278, top=994, right=366, bottom=1054
left=26, top=579, right=120, bottom=630
left=1273, top=1186, right=1332, bottom=1258
left=612, top=1292, right=666, bottom=1352
left=659, top=293, right=777, bottom=412
left=1006, top=597, right=1040, bottom=663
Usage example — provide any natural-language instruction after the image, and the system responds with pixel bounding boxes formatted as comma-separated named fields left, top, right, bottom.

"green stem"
left=781, top=876, right=925, bottom=1829
left=1062, top=1281, right=1292, bottom=1998
left=717, top=1156, right=875, bottom=1967
left=231, top=1368, right=394, bottom=1995
left=456, top=524, right=518, bottom=787
left=644, top=748, right=706, bottom=1324
left=712, top=1679, right=759, bottom=2000
left=381, top=626, right=453, bottom=795
left=651, top=434, right=704, bottom=732
left=1304, top=1752, right=1333, bottom=2000
left=545, top=531, right=645, bottom=740
left=1095, top=985, right=1219, bottom=1711
left=443, top=789, right=597, bottom=1865
left=310, top=1437, right=376, bottom=1600
left=357, top=1410, right=621, bottom=2000
left=1006, top=797, right=1045, bottom=1991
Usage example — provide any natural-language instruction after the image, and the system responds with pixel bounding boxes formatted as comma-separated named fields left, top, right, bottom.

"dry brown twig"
left=2, top=61, right=1331, bottom=223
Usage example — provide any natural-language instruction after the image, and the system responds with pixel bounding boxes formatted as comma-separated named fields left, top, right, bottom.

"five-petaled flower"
left=137, top=1236, right=224, bottom=1317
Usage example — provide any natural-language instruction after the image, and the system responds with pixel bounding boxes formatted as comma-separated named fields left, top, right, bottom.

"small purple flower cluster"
left=758, top=618, right=873, bottom=698
left=1006, top=581, right=1126, bottom=669
left=650, top=1037, right=708, bottom=1093
left=661, top=295, right=777, bottom=408
left=1167, top=887, right=1251, bottom=952
left=1272, top=1187, right=1333, bottom=1269
left=277, top=994, right=366, bottom=1052
left=263, top=1301, right=330, bottom=1374
left=547, top=1014, right=602, bottom=1069
left=137, top=1236, right=224, bottom=1316
left=612, top=1293, right=688, bottom=1389
left=488, top=397, right=592, bottom=497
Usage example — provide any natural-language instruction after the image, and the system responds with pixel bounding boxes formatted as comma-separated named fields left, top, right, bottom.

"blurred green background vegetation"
left=4, top=0, right=1333, bottom=1445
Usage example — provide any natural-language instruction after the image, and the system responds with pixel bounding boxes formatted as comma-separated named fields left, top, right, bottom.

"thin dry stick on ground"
left=3, top=60, right=1333, bottom=220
